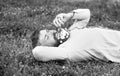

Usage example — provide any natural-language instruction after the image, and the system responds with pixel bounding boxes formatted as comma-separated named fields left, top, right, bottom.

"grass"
left=1, top=0, right=120, bottom=76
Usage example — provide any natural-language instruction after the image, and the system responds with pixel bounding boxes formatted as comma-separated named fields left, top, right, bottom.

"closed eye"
left=45, top=34, right=49, bottom=40
left=46, top=29, right=49, bottom=32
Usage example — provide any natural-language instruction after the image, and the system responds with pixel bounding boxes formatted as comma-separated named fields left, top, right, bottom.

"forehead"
left=40, top=29, right=47, bottom=34
left=40, top=29, right=56, bottom=34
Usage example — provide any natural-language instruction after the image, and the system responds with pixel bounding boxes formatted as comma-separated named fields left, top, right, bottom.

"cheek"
left=50, top=35, right=55, bottom=41
left=39, top=37, right=45, bottom=44
left=48, top=36, right=56, bottom=44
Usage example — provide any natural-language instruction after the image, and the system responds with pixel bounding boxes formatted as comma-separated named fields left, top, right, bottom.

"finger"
left=59, top=14, right=68, bottom=22
left=55, top=17, right=63, bottom=27
left=55, top=19, right=61, bottom=27
left=57, top=17, right=64, bottom=25
left=60, top=15, right=64, bottom=21
left=53, top=19, right=59, bottom=27
left=53, top=18, right=61, bottom=27
left=58, top=14, right=65, bottom=21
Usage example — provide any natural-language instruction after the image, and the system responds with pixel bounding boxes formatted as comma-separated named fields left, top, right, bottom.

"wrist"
left=68, top=11, right=75, bottom=19
left=67, top=12, right=74, bottom=19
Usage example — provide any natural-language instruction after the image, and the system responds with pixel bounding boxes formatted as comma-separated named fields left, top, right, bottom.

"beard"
left=54, top=28, right=70, bottom=44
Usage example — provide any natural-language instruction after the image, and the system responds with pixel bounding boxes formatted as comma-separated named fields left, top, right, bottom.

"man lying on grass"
left=31, top=8, right=120, bottom=63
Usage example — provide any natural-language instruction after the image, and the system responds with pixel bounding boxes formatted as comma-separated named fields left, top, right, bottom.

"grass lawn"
left=1, top=0, right=120, bottom=76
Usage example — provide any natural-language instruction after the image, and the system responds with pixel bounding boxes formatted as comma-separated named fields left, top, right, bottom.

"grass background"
left=1, top=0, right=120, bottom=76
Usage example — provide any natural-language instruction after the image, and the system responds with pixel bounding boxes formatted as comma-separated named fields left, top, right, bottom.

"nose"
left=45, top=29, right=49, bottom=33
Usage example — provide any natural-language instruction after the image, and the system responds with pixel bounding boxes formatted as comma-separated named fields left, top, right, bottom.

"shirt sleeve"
left=32, top=46, right=92, bottom=62
left=32, top=46, right=70, bottom=61
left=69, top=9, right=91, bottom=30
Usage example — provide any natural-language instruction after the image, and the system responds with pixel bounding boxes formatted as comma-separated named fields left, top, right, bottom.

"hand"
left=53, top=13, right=72, bottom=27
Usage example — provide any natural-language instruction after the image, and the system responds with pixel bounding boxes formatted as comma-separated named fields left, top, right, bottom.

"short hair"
left=30, top=29, right=40, bottom=48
